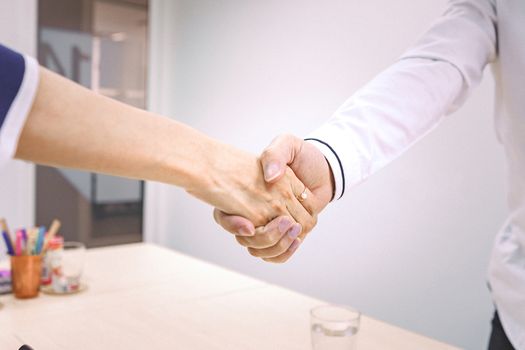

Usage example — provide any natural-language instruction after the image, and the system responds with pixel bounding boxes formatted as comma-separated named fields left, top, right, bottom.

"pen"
left=43, top=219, right=61, bottom=252
left=48, top=219, right=61, bottom=239
left=24, top=229, right=31, bottom=255
left=35, top=226, right=46, bottom=255
left=0, top=218, right=11, bottom=235
left=15, top=231, right=22, bottom=256
left=0, top=218, right=14, bottom=255
left=2, top=231, right=14, bottom=255
left=0, top=218, right=11, bottom=236
left=21, top=228, right=28, bottom=250
left=27, top=228, right=38, bottom=255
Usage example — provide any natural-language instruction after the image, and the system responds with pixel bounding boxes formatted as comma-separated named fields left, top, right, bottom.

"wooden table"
left=0, top=243, right=459, bottom=349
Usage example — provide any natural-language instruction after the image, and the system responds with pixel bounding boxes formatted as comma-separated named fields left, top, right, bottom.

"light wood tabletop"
left=0, top=243, right=460, bottom=349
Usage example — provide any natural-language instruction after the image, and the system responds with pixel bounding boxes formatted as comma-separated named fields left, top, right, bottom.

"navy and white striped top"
left=0, top=44, right=39, bottom=162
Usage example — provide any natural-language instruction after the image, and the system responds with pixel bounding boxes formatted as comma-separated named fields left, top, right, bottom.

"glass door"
left=37, top=0, right=148, bottom=247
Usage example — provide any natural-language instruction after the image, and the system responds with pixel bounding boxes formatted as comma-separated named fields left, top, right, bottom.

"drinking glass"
left=51, top=241, right=85, bottom=293
left=311, top=305, right=361, bottom=350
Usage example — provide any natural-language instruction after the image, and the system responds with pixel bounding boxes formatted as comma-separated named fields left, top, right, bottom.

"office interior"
left=0, top=1, right=506, bottom=349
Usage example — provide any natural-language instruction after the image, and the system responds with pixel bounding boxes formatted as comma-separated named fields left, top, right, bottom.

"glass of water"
left=50, top=241, right=86, bottom=294
left=310, top=305, right=361, bottom=350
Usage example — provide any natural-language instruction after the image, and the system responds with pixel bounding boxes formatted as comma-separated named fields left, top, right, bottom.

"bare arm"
left=15, top=67, right=316, bottom=228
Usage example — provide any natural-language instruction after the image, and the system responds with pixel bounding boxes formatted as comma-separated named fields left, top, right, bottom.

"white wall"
left=146, top=1, right=507, bottom=348
left=0, top=0, right=37, bottom=252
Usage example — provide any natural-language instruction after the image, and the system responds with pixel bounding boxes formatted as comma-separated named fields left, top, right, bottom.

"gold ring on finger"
left=298, top=187, right=308, bottom=202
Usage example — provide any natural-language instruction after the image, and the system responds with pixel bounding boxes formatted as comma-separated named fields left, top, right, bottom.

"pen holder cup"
left=11, top=255, right=42, bottom=299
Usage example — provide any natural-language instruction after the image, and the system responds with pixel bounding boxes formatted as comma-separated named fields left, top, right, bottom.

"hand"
left=13, top=67, right=315, bottom=231
left=189, top=141, right=317, bottom=229
left=214, top=134, right=334, bottom=263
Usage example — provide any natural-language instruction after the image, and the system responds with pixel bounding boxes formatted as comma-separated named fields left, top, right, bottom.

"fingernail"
left=288, top=225, right=301, bottom=239
left=264, top=162, right=280, bottom=182
left=278, top=218, right=292, bottom=233
left=238, top=227, right=254, bottom=236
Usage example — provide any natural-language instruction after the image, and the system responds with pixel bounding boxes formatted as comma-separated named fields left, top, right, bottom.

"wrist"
left=304, top=138, right=345, bottom=201
left=185, top=141, right=263, bottom=217
left=326, top=158, right=336, bottom=202
left=153, top=118, right=220, bottom=191
left=181, top=137, right=223, bottom=194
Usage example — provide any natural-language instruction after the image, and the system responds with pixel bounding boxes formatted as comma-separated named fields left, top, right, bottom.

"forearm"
left=15, top=68, right=314, bottom=228
left=308, top=0, right=497, bottom=199
left=15, top=67, right=215, bottom=192
left=307, top=59, right=463, bottom=199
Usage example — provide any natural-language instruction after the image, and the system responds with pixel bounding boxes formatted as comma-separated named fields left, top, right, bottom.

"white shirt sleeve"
left=307, top=0, right=497, bottom=200
left=0, top=55, right=40, bottom=163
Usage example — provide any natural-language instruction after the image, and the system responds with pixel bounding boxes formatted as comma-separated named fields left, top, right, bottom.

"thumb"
left=260, top=134, right=302, bottom=183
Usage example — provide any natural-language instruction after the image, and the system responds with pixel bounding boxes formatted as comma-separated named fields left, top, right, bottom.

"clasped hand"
left=211, top=135, right=334, bottom=263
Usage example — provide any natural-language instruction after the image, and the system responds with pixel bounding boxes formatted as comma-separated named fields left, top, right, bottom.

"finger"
left=288, top=169, right=317, bottom=216
left=213, top=209, right=255, bottom=236
left=285, top=172, right=318, bottom=233
left=263, top=238, right=302, bottom=264
left=260, top=134, right=303, bottom=183
left=236, top=216, right=294, bottom=249
left=247, top=223, right=301, bottom=258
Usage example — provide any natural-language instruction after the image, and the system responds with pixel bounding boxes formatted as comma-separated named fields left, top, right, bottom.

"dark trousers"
left=488, top=311, right=515, bottom=350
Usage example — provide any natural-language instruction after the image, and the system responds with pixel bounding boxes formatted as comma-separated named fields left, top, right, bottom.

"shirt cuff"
left=304, top=138, right=344, bottom=200
left=0, top=55, right=39, bottom=163
left=305, top=121, right=364, bottom=201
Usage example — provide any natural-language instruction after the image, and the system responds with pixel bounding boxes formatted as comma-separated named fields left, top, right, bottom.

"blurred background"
left=0, top=0, right=506, bottom=348
left=36, top=0, right=147, bottom=247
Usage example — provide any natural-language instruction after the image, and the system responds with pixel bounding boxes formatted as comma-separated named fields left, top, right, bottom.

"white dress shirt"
left=307, top=0, right=525, bottom=348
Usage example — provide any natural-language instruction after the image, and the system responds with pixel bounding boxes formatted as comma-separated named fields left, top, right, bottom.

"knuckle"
left=247, top=247, right=260, bottom=258
left=298, top=231, right=308, bottom=241
left=259, top=233, right=274, bottom=247
left=255, top=213, right=269, bottom=227
left=302, top=216, right=317, bottom=234
left=284, top=166, right=294, bottom=177
left=279, top=236, right=294, bottom=252
left=235, top=236, right=248, bottom=247
left=263, top=231, right=282, bottom=248
left=279, top=256, right=290, bottom=263
left=281, top=189, right=293, bottom=201
left=260, top=147, right=274, bottom=161
left=269, top=255, right=287, bottom=264
left=212, top=209, right=222, bottom=225
left=269, top=200, right=286, bottom=215
left=248, top=209, right=268, bottom=227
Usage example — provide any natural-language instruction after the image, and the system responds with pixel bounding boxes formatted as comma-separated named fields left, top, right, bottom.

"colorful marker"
left=15, top=231, right=23, bottom=256
left=35, top=226, right=46, bottom=255
left=28, top=228, right=39, bottom=255
left=2, top=231, right=14, bottom=256
left=0, top=218, right=10, bottom=236
left=0, top=218, right=14, bottom=255
left=21, top=228, right=28, bottom=247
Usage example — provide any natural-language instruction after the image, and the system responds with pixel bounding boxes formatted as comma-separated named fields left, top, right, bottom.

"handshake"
left=204, top=135, right=334, bottom=263
left=13, top=67, right=334, bottom=263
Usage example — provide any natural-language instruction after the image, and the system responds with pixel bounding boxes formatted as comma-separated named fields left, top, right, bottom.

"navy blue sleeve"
left=0, top=44, right=26, bottom=130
